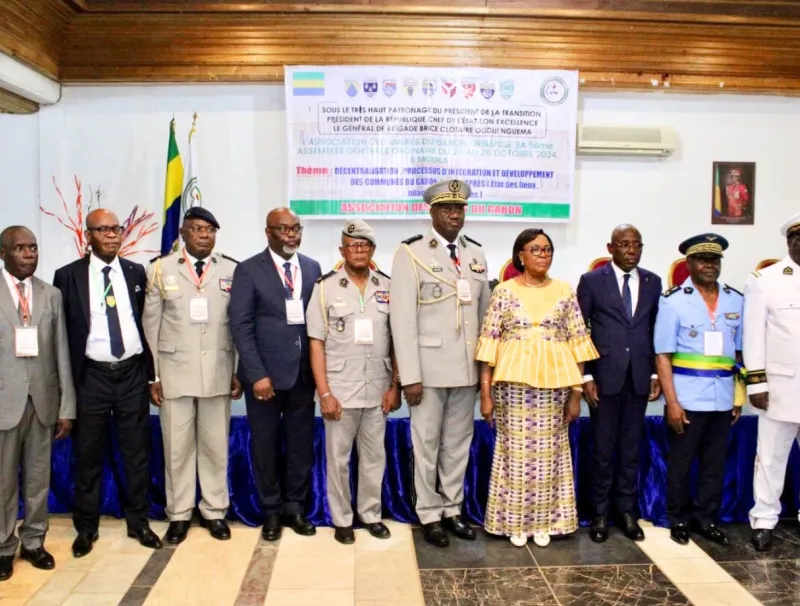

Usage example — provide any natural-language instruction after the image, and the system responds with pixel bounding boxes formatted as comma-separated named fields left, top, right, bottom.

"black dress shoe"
left=751, top=529, right=773, bottom=552
left=334, top=526, right=355, bottom=545
left=0, top=555, right=13, bottom=581
left=261, top=514, right=282, bottom=542
left=362, top=521, right=391, bottom=539
left=19, top=546, right=55, bottom=570
left=72, top=531, right=99, bottom=558
left=422, top=522, right=450, bottom=547
left=621, top=513, right=645, bottom=542
left=127, top=525, right=163, bottom=549
left=589, top=515, right=609, bottom=543
left=281, top=514, right=316, bottom=536
left=441, top=515, right=476, bottom=540
left=670, top=522, right=690, bottom=545
left=165, top=521, right=191, bottom=545
left=199, top=518, right=231, bottom=541
left=691, top=520, right=729, bottom=546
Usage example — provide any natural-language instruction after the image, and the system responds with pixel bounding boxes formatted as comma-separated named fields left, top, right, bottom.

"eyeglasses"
left=268, top=225, right=303, bottom=235
left=612, top=242, right=644, bottom=251
left=435, top=205, right=466, bottom=215
left=184, top=225, right=217, bottom=235
left=341, top=242, right=374, bottom=251
left=87, top=226, right=124, bottom=236
left=523, top=246, right=553, bottom=257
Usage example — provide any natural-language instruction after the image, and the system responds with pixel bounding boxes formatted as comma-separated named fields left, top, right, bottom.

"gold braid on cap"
left=788, top=223, right=800, bottom=236
left=685, top=242, right=723, bottom=256
left=429, top=192, right=468, bottom=205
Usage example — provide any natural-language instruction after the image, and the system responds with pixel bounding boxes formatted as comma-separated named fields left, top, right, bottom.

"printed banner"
left=285, top=66, right=579, bottom=221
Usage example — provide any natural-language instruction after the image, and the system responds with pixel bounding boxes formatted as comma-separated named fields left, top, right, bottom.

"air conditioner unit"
left=577, top=125, right=676, bottom=157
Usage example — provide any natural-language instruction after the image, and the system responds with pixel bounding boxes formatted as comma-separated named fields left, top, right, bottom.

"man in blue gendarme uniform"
left=654, top=233, right=744, bottom=546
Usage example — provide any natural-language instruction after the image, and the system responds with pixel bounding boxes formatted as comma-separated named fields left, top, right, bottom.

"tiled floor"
left=1, top=516, right=796, bottom=605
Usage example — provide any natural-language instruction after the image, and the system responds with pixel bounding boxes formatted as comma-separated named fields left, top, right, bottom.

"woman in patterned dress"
left=476, top=228, right=598, bottom=548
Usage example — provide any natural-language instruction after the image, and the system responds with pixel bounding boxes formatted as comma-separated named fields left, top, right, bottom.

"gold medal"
left=106, top=295, right=116, bottom=308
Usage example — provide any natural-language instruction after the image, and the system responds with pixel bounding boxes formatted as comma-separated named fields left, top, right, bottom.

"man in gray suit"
left=389, top=180, right=490, bottom=547
left=143, top=207, right=242, bottom=545
left=0, top=226, right=75, bottom=581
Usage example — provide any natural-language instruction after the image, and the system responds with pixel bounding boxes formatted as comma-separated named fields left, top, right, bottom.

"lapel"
left=203, top=256, right=219, bottom=287
left=601, top=263, right=629, bottom=322
left=259, top=250, right=286, bottom=304
left=298, top=254, right=315, bottom=302
left=76, top=257, right=91, bottom=327
left=30, top=277, right=46, bottom=327
left=0, top=277, right=19, bottom=327
left=119, top=259, right=140, bottom=320
left=429, top=230, right=459, bottom=280
left=631, top=269, right=654, bottom=324
left=683, top=278, right=711, bottom=319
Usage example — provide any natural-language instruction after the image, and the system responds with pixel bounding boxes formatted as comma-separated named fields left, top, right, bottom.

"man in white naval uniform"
left=745, top=212, right=800, bottom=551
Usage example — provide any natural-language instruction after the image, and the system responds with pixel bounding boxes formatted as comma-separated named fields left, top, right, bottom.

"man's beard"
left=282, top=245, right=298, bottom=256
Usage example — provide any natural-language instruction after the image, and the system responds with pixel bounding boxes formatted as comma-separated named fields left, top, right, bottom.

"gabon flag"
left=160, top=118, right=184, bottom=255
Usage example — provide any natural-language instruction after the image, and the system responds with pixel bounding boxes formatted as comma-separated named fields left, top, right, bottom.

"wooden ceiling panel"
left=0, top=87, right=39, bottom=114
left=0, top=0, right=74, bottom=78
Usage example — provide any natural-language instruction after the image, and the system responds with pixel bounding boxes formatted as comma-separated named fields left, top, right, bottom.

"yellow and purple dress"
left=475, top=277, right=598, bottom=537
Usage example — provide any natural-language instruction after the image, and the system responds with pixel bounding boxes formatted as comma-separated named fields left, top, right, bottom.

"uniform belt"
left=671, top=353, right=736, bottom=378
left=85, top=353, right=143, bottom=372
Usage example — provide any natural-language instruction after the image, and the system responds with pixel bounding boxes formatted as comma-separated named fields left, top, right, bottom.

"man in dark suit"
left=53, top=209, right=161, bottom=557
left=577, top=224, right=662, bottom=543
left=230, top=207, right=321, bottom=542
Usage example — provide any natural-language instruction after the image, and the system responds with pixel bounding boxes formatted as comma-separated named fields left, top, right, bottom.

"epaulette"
left=316, top=270, right=336, bottom=284
left=377, top=269, right=391, bottom=280
left=402, top=235, right=423, bottom=245
left=219, top=253, right=239, bottom=264
left=724, top=284, right=743, bottom=296
left=463, top=235, right=482, bottom=247
left=149, top=254, right=165, bottom=264
left=751, top=270, right=761, bottom=278
left=662, top=286, right=680, bottom=298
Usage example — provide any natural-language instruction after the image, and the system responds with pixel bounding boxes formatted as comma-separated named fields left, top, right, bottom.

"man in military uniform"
left=390, top=179, right=491, bottom=547
left=745, top=213, right=800, bottom=551
left=307, top=219, right=399, bottom=545
left=143, top=207, right=242, bottom=544
left=654, top=233, right=743, bottom=546
left=725, top=168, right=749, bottom=218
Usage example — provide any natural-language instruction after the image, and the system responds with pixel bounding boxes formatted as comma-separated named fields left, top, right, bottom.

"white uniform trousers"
left=750, top=414, right=800, bottom=530
left=409, top=386, right=476, bottom=525
left=324, top=406, right=386, bottom=527
left=160, top=394, right=231, bottom=521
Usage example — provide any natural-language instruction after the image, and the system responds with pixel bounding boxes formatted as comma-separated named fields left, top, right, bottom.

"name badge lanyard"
left=704, top=295, right=719, bottom=329
left=17, top=286, right=32, bottom=326
left=275, top=262, right=299, bottom=300
left=90, top=267, right=115, bottom=309
left=183, top=250, right=211, bottom=291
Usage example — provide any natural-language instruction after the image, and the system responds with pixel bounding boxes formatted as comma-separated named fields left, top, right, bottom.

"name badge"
left=286, top=299, right=305, bottom=325
left=354, top=318, right=374, bottom=345
left=456, top=278, right=472, bottom=303
left=189, top=297, right=210, bottom=323
left=704, top=331, right=724, bottom=357
left=15, top=326, right=38, bottom=357
left=219, top=278, right=232, bottom=293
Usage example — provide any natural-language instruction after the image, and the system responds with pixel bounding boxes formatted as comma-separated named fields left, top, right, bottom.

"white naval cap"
left=780, top=212, right=800, bottom=237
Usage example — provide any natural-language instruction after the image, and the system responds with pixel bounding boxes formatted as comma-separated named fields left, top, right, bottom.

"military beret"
left=342, top=218, right=376, bottom=246
left=780, top=212, right=800, bottom=237
left=183, top=206, right=220, bottom=229
left=423, top=179, right=471, bottom=206
left=678, top=233, right=728, bottom=258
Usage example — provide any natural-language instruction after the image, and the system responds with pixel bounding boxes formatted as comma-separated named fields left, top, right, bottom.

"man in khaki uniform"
left=307, top=219, right=399, bottom=545
left=390, top=179, right=490, bottom=547
left=143, top=207, right=242, bottom=545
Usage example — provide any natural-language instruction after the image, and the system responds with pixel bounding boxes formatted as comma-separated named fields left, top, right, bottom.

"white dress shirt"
left=2, top=267, right=33, bottom=320
left=85, top=254, right=143, bottom=362
left=611, top=262, right=639, bottom=315
left=269, top=247, right=302, bottom=300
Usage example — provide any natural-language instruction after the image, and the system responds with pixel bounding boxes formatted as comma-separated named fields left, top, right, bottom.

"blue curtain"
left=32, top=415, right=800, bottom=528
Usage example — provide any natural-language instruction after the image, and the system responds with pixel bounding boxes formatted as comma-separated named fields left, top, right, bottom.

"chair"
left=332, top=259, right=379, bottom=272
left=755, top=258, right=780, bottom=271
left=588, top=256, right=612, bottom=272
left=668, top=258, right=690, bottom=288
left=498, top=259, right=522, bottom=282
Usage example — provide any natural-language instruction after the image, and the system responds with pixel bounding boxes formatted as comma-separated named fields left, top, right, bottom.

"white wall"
left=0, top=114, right=40, bottom=236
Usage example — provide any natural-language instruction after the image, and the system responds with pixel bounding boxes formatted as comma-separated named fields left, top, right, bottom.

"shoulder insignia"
left=149, top=254, right=163, bottom=264
left=724, top=284, right=743, bottom=296
left=662, top=286, right=680, bottom=298
left=683, top=286, right=694, bottom=294
left=219, top=253, right=239, bottom=264
left=751, top=270, right=761, bottom=278
left=463, top=235, right=482, bottom=247
left=377, top=269, right=391, bottom=280
left=402, top=235, right=423, bottom=245
left=316, top=270, right=336, bottom=284
left=784, top=266, right=794, bottom=275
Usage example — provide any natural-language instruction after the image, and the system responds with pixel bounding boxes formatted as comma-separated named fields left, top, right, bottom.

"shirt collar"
left=89, top=253, right=122, bottom=274
left=184, top=249, right=213, bottom=267
left=611, top=262, right=639, bottom=281
left=269, top=247, right=299, bottom=268
left=2, top=267, right=32, bottom=288
left=431, top=228, right=459, bottom=251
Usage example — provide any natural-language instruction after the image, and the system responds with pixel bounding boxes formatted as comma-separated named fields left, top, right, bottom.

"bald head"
left=0, top=225, right=38, bottom=279
left=265, top=207, right=303, bottom=260
left=86, top=208, right=120, bottom=229
left=610, top=224, right=641, bottom=243
left=0, top=226, right=34, bottom=251
left=85, top=208, right=123, bottom=262
left=607, top=224, right=644, bottom=272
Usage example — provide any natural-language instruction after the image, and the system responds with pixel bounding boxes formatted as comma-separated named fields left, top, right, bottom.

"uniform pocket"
left=418, top=335, right=442, bottom=347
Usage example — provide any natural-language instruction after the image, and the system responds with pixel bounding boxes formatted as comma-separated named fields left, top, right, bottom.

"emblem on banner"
left=442, top=79, right=457, bottom=98
left=422, top=79, right=436, bottom=97
left=541, top=76, right=568, bottom=105
left=403, top=78, right=417, bottom=96
left=462, top=80, right=476, bottom=99
left=363, top=79, right=378, bottom=97
left=345, top=80, right=359, bottom=98
left=500, top=80, right=515, bottom=100
left=383, top=79, right=396, bottom=97
left=480, top=81, right=496, bottom=100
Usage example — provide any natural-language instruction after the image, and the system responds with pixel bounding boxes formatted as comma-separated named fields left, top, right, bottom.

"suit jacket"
left=53, top=255, right=154, bottom=388
left=577, top=263, right=662, bottom=396
left=0, top=276, right=76, bottom=430
left=229, top=249, right=321, bottom=391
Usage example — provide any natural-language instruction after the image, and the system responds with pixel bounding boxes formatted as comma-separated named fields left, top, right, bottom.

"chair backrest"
left=499, top=259, right=522, bottom=282
left=588, top=256, right=612, bottom=272
left=668, top=258, right=690, bottom=288
left=332, top=259, right=379, bottom=272
left=755, top=258, right=780, bottom=271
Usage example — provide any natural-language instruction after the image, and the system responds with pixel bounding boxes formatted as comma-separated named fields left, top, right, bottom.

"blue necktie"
left=622, top=273, right=633, bottom=320
left=283, top=262, right=294, bottom=300
left=102, top=266, right=125, bottom=359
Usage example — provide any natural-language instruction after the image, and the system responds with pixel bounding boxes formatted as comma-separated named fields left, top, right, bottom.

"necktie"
left=194, top=260, right=205, bottom=280
left=622, top=273, right=633, bottom=320
left=16, top=282, right=27, bottom=325
left=282, top=262, right=294, bottom=300
left=447, top=243, right=459, bottom=267
left=102, top=266, right=126, bottom=359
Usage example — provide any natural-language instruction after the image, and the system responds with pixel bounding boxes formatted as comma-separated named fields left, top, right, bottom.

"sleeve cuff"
left=582, top=374, right=593, bottom=383
left=651, top=374, right=658, bottom=380
left=746, top=383, right=769, bottom=395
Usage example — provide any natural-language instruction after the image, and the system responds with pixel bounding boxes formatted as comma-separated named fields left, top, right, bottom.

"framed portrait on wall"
left=711, top=162, right=755, bottom=225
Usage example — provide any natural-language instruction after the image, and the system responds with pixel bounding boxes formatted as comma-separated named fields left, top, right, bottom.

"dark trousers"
left=666, top=409, right=731, bottom=526
left=73, top=356, right=151, bottom=533
left=590, top=370, right=648, bottom=516
left=245, top=373, right=315, bottom=518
